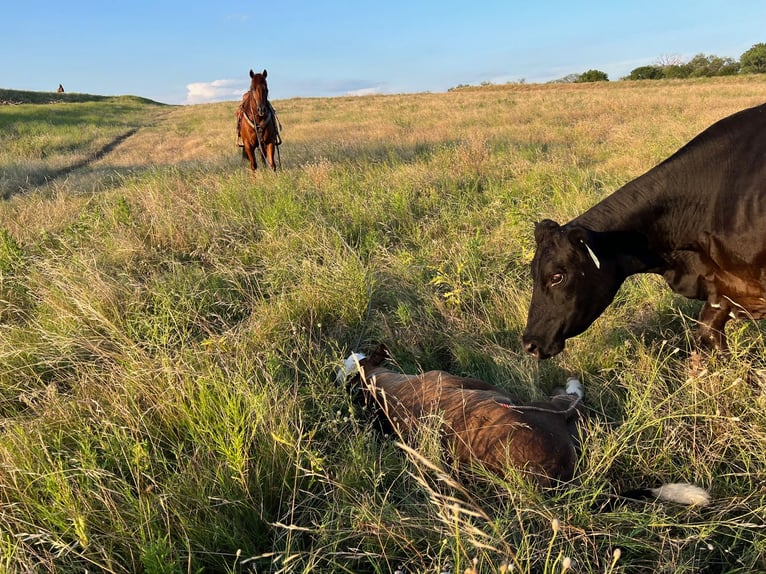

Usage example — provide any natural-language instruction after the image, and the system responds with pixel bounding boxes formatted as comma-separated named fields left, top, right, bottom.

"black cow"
left=523, top=102, right=766, bottom=359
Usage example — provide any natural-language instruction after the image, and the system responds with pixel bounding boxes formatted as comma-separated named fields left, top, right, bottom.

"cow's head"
left=522, top=219, right=627, bottom=359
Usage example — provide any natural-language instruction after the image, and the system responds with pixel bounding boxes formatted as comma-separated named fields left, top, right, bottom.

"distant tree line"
left=577, top=42, right=766, bottom=83
left=449, top=43, right=766, bottom=90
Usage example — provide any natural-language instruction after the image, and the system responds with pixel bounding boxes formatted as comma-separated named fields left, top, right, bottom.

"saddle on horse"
left=236, top=99, right=281, bottom=148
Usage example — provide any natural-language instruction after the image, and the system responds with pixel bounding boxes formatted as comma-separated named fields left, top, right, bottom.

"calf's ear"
left=534, top=219, right=561, bottom=242
left=366, top=343, right=391, bottom=367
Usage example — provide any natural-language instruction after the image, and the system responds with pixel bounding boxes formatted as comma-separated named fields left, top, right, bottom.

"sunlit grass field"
left=0, top=76, right=765, bottom=573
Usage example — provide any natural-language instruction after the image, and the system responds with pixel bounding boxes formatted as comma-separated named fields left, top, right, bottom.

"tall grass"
left=0, top=76, right=765, bottom=572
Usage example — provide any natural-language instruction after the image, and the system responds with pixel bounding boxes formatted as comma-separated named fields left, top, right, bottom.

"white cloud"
left=345, top=86, right=383, bottom=97
left=184, top=79, right=247, bottom=105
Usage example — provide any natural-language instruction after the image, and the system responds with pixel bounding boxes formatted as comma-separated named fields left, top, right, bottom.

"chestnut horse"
left=236, top=69, right=280, bottom=171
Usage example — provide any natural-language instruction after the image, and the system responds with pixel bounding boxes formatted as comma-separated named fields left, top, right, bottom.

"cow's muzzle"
left=521, top=335, right=563, bottom=360
left=523, top=340, right=548, bottom=360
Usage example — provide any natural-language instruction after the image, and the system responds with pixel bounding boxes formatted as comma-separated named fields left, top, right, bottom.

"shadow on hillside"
left=1, top=128, right=139, bottom=199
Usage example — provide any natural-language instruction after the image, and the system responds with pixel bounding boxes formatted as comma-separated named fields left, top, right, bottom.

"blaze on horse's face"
left=249, top=69, right=269, bottom=117
left=522, top=219, right=623, bottom=359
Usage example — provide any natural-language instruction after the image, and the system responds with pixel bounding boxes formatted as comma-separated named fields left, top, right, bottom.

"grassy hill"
left=0, top=91, right=166, bottom=198
left=0, top=77, right=765, bottom=572
left=0, top=87, right=161, bottom=105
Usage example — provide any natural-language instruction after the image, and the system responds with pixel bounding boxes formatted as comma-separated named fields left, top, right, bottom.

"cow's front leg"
left=696, top=299, right=731, bottom=351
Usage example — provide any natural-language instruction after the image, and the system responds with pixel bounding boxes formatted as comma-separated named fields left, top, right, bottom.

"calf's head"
left=522, top=219, right=625, bottom=359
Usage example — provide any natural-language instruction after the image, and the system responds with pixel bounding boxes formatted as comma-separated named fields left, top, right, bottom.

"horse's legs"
left=239, top=123, right=258, bottom=171
left=242, top=127, right=257, bottom=171
left=265, top=143, right=276, bottom=171
left=244, top=144, right=258, bottom=171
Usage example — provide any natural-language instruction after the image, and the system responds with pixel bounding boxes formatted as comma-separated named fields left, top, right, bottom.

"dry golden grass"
left=87, top=75, right=766, bottom=176
left=90, top=104, right=235, bottom=168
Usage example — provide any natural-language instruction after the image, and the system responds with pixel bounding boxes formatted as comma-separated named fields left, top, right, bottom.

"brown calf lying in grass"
left=338, top=344, right=709, bottom=505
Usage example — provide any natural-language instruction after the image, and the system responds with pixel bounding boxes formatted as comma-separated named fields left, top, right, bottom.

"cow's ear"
left=567, top=226, right=601, bottom=270
left=534, top=219, right=560, bottom=242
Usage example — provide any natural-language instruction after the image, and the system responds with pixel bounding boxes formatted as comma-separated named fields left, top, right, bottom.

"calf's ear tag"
left=582, top=241, right=601, bottom=269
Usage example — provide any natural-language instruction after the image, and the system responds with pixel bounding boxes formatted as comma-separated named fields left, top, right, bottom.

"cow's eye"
left=549, top=273, right=564, bottom=286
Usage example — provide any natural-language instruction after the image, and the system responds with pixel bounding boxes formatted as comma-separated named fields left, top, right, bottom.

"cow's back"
left=575, top=102, right=766, bottom=241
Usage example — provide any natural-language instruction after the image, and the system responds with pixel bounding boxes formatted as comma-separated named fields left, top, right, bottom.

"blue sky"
left=3, top=1, right=765, bottom=105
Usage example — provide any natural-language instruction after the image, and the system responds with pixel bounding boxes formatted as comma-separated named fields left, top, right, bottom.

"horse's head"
left=249, top=69, right=269, bottom=117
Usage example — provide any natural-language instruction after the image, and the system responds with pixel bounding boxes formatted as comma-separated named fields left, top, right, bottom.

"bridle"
left=242, top=86, right=272, bottom=131
left=249, top=82, right=271, bottom=123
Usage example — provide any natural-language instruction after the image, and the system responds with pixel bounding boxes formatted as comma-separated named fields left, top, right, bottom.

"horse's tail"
left=619, top=482, right=710, bottom=506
